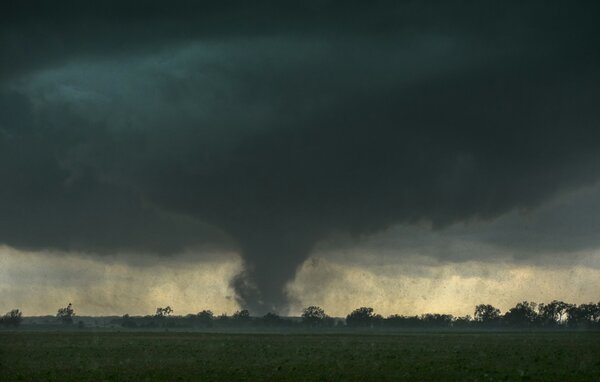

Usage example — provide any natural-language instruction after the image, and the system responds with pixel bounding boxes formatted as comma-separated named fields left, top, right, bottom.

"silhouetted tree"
left=567, top=302, right=600, bottom=328
left=346, top=307, right=382, bottom=328
left=196, top=310, right=214, bottom=327
left=57, top=303, right=75, bottom=325
left=421, top=313, right=453, bottom=327
left=1, top=309, right=23, bottom=327
left=504, top=301, right=538, bottom=327
left=538, top=300, right=573, bottom=327
left=23, top=299, right=600, bottom=331
left=474, top=304, right=501, bottom=325
left=385, top=314, right=404, bottom=327
left=153, top=306, right=175, bottom=328
left=155, top=306, right=173, bottom=318
left=385, top=314, right=423, bottom=328
left=232, top=309, right=251, bottom=324
left=232, top=309, right=250, bottom=319
left=301, top=306, right=333, bottom=327
left=453, top=315, right=472, bottom=328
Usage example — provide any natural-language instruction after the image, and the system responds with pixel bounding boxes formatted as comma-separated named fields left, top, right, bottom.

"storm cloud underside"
left=1, top=1, right=600, bottom=313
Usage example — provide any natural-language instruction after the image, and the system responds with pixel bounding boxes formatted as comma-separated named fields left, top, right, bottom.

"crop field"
left=1, top=331, right=599, bottom=381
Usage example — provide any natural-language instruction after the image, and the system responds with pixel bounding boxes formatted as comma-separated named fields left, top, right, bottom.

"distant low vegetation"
left=2, top=300, right=599, bottom=330
left=109, top=300, right=600, bottom=330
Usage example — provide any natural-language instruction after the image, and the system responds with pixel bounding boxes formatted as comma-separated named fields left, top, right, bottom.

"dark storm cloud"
left=0, top=89, right=231, bottom=254
left=1, top=1, right=600, bottom=313
left=323, top=185, right=600, bottom=270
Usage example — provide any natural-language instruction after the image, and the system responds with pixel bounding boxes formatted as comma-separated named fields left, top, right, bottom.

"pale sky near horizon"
left=3, top=185, right=599, bottom=317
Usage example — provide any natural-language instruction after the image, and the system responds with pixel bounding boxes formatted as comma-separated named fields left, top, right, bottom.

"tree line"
left=1, top=300, right=599, bottom=329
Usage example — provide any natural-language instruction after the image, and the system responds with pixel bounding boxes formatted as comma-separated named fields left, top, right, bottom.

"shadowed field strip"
left=0, top=332, right=599, bottom=381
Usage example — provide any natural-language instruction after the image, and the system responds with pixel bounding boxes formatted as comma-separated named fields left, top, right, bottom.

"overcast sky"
left=1, top=1, right=600, bottom=316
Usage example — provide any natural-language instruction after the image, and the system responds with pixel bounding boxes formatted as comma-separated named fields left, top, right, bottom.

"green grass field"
left=1, top=331, right=599, bottom=381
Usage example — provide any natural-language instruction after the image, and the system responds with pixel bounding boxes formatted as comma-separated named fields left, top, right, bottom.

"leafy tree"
left=196, top=310, right=214, bottom=326
left=301, top=306, right=332, bottom=327
left=233, top=309, right=250, bottom=319
left=155, top=306, right=173, bottom=318
left=232, top=309, right=251, bottom=324
left=474, top=304, right=501, bottom=324
left=567, top=302, right=600, bottom=328
left=57, top=303, right=75, bottom=325
left=453, top=315, right=472, bottom=328
left=421, top=313, right=453, bottom=327
left=154, top=306, right=175, bottom=328
left=346, top=307, right=382, bottom=327
left=503, top=301, right=538, bottom=327
left=1, top=309, right=23, bottom=327
left=384, top=314, right=403, bottom=327
left=538, top=300, right=573, bottom=326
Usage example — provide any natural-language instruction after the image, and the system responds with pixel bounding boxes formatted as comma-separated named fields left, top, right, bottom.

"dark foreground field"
left=1, top=332, right=599, bottom=381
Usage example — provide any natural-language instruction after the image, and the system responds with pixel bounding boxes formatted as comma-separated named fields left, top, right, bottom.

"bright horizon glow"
left=1, top=245, right=598, bottom=317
